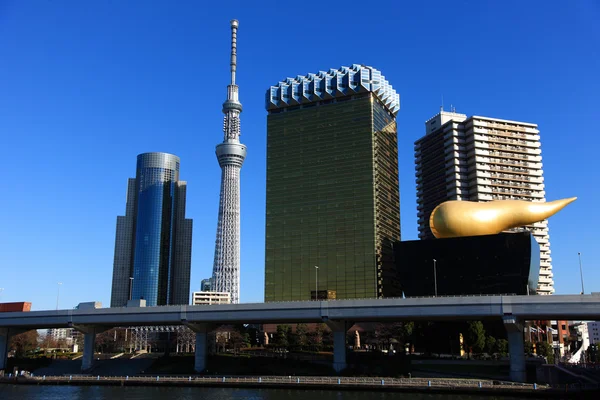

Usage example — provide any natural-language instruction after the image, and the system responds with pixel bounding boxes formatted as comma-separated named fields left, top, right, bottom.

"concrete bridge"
left=2, top=294, right=599, bottom=382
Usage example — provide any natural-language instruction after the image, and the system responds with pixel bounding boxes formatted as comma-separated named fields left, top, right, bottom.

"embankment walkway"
left=2, top=374, right=597, bottom=397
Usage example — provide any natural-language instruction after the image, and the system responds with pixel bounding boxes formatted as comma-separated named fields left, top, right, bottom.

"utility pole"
left=578, top=252, right=585, bottom=295
left=314, top=266, right=319, bottom=301
left=129, top=277, right=134, bottom=301
left=433, top=259, right=438, bottom=297
left=56, top=282, right=62, bottom=310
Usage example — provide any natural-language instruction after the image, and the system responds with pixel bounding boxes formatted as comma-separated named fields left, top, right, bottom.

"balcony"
left=487, top=143, right=542, bottom=156
left=483, top=135, right=541, bottom=148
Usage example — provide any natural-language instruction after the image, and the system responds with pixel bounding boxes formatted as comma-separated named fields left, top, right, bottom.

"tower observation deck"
left=211, top=20, right=246, bottom=304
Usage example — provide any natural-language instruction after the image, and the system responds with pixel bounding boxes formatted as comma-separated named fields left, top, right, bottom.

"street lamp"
left=578, top=252, right=585, bottom=295
left=129, top=277, right=134, bottom=301
left=56, top=282, right=62, bottom=310
left=314, top=266, right=319, bottom=301
left=433, top=259, right=438, bottom=297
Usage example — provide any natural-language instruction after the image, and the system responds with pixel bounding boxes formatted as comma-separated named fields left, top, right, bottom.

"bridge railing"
left=26, top=374, right=542, bottom=389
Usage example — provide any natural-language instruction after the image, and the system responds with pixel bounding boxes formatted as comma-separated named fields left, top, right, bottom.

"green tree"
left=400, top=322, right=414, bottom=346
left=535, top=341, right=554, bottom=363
left=242, top=332, right=251, bottom=348
left=321, top=324, right=333, bottom=351
left=230, top=331, right=241, bottom=350
left=10, top=330, right=38, bottom=357
left=485, top=336, right=497, bottom=355
left=586, top=344, right=599, bottom=363
left=295, top=323, right=309, bottom=351
left=310, top=323, right=326, bottom=352
left=495, top=339, right=508, bottom=356
left=465, top=321, right=486, bottom=357
left=275, top=325, right=291, bottom=350
left=524, top=341, right=534, bottom=355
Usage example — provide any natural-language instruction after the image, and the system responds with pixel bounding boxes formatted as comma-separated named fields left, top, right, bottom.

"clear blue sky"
left=1, top=1, right=598, bottom=310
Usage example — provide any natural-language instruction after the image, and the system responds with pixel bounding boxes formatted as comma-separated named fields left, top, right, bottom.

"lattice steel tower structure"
left=211, top=19, right=246, bottom=304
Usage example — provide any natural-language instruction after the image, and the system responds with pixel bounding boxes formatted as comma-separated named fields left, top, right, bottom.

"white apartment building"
left=415, top=109, right=553, bottom=294
left=588, top=321, right=600, bottom=345
left=45, top=328, right=74, bottom=344
left=192, top=291, right=231, bottom=305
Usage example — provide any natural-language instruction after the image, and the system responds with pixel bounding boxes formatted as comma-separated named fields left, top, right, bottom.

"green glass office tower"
left=265, top=65, right=401, bottom=301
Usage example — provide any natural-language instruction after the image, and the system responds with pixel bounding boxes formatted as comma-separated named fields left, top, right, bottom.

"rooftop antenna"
left=229, top=19, right=238, bottom=85
left=441, top=95, right=444, bottom=112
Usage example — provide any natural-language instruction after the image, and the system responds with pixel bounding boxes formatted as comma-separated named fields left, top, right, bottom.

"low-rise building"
left=192, top=291, right=230, bottom=305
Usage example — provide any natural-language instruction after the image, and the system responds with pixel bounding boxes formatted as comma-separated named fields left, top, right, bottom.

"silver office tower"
left=210, top=20, right=246, bottom=304
left=110, top=152, right=193, bottom=307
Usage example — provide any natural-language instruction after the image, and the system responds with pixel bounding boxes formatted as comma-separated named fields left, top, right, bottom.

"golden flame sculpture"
left=429, top=197, right=577, bottom=239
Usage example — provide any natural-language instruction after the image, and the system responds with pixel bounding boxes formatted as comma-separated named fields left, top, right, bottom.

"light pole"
left=0, top=288, right=4, bottom=302
left=578, top=252, right=585, bottom=295
left=129, top=277, right=134, bottom=301
left=56, top=282, right=62, bottom=310
left=433, top=259, right=438, bottom=297
left=314, top=266, right=319, bottom=301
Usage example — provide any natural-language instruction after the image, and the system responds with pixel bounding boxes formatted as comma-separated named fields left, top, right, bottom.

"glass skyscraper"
left=264, top=65, right=401, bottom=302
left=110, top=152, right=193, bottom=307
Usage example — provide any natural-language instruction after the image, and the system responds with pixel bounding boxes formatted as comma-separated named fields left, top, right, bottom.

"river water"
left=0, top=385, right=527, bottom=399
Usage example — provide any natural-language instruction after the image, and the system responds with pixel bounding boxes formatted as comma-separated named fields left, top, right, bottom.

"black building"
left=394, top=232, right=540, bottom=297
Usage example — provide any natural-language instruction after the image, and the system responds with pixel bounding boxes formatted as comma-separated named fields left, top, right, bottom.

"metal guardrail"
left=24, top=374, right=545, bottom=390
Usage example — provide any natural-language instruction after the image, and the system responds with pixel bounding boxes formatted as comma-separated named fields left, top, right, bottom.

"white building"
left=415, top=109, right=553, bottom=294
left=45, top=328, right=74, bottom=345
left=192, top=291, right=231, bottom=305
left=568, top=322, right=590, bottom=364
left=588, top=321, right=600, bottom=345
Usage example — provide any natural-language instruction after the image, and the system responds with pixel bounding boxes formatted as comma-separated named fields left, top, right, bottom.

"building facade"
left=192, top=291, right=231, bottom=305
left=568, top=322, right=590, bottom=363
left=211, top=20, right=246, bottom=304
left=46, top=328, right=74, bottom=344
left=265, top=64, right=401, bottom=302
left=110, top=152, right=193, bottom=307
left=588, top=321, right=600, bottom=345
left=395, top=232, right=539, bottom=297
left=0, top=302, right=31, bottom=312
left=551, top=320, right=571, bottom=358
left=414, top=110, right=553, bottom=294
left=200, top=278, right=212, bottom=292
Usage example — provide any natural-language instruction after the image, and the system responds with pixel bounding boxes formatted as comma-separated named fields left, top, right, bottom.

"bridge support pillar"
left=184, top=322, right=214, bottom=373
left=0, top=328, right=26, bottom=372
left=82, top=332, right=96, bottom=371
left=326, top=320, right=352, bottom=373
left=0, top=328, right=8, bottom=371
left=503, top=316, right=526, bottom=383
left=71, top=325, right=111, bottom=372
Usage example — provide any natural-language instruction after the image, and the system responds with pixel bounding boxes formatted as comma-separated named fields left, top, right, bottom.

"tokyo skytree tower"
left=211, top=20, right=246, bottom=304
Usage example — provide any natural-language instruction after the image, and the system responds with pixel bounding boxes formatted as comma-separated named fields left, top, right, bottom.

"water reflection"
left=0, top=385, right=527, bottom=400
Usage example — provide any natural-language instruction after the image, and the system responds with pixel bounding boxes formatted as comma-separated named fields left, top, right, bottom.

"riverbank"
left=2, top=375, right=598, bottom=398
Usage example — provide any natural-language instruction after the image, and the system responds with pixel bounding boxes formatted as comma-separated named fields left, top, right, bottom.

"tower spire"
left=229, top=19, right=238, bottom=85
left=221, top=20, right=242, bottom=142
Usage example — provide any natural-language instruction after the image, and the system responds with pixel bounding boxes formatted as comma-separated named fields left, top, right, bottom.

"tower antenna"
left=229, top=19, right=238, bottom=85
